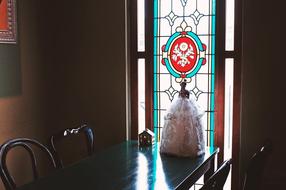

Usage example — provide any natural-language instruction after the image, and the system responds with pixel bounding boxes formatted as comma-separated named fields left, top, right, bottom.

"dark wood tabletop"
left=17, top=141, right=218, bottom=190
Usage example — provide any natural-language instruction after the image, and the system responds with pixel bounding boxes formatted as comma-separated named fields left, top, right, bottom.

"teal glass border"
left=153, top=0, right=159, bottom=141
left=210, top=0, right=216, bottom=147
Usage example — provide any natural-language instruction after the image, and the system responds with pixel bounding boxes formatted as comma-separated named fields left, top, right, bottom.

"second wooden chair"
left=200, top=159, right=232, bottom=190
left=49, top=123, right=94, bottom=169
left=242, top=141, right=272, bottom=190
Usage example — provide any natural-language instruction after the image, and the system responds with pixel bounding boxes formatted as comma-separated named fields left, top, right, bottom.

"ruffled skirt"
left=160, top=96, right=205, bottom=157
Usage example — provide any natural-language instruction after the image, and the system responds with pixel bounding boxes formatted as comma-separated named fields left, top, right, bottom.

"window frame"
left=129, top=0, right=154, bottom=139
left=127, top=0, right=242, bottom=189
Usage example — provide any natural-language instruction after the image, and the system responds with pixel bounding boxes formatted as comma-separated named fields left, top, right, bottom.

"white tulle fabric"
left=160, top=94, right=205, bottom=157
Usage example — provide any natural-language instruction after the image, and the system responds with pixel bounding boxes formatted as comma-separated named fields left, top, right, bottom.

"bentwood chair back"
left=200, top=159, right=232, bottom=190
left=49, top=123, right=94, bottom=169
left=0, top=138, right=57, bottom=190
left=242, top=141, right=272, bottom=190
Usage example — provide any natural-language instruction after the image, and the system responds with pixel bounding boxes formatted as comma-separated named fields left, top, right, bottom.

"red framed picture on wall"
left=0, top=0, right=17, bottom=43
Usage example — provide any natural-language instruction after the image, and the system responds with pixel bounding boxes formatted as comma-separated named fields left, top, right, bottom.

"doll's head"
left=179, top=80, right=189, bottom=98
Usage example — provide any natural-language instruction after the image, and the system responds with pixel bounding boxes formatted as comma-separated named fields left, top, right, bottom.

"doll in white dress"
left=160, top=80, right=205, bottom=157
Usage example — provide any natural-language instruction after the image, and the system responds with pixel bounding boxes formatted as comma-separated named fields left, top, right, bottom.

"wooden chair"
left=200, top=159, right=232, bottom=190
left=0, top=138, right=57, bottom=190
left=242, top=141, right=272, bottom=190
left=49, top=123, right=94, bottom=169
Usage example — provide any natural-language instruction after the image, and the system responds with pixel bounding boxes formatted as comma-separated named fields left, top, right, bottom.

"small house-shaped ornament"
left=138, top=129, right=155, bottom=146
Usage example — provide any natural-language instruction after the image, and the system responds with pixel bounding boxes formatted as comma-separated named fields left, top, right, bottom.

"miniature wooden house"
left=138, top=129, right=155, bottom=146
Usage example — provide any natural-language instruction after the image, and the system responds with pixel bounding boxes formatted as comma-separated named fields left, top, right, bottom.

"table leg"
left=204, top=157, right=215, bottom=183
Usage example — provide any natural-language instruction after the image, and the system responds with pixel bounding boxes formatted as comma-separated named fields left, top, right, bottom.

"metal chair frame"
left=0, top=138, right=57, bottom=190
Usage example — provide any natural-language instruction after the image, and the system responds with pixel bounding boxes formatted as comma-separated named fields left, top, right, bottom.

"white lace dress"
left=160, top=94, right=205, bottom=157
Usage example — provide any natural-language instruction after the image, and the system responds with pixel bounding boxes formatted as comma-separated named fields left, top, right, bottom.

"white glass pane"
left=138, top=59, right=145, bottom=134
left=137, top=0, right=145, bottom=51
left=224, top=58, right=234, bottom=190
left=225, top=0, right=235, bottom=51
left=160, top=0, right=172, bottom=17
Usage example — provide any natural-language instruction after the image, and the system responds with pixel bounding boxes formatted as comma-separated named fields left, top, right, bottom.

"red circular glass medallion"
left=169, top=37, right=198, bottom=73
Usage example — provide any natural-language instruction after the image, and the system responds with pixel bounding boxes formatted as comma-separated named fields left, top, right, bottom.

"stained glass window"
left=153, top=0, right=216, bottom=147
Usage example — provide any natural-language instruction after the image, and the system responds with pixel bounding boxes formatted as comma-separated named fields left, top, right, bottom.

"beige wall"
left=0, top=0, right=126, bottom=189
left=240, top=0, right=286, bottom=189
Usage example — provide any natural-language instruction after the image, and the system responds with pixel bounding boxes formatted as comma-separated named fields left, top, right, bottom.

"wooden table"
left=17, top=141, right=218, bottom=190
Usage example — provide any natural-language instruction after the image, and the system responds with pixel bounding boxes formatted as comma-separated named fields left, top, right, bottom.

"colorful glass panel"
left=153, top=0, right=216, bottom=146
